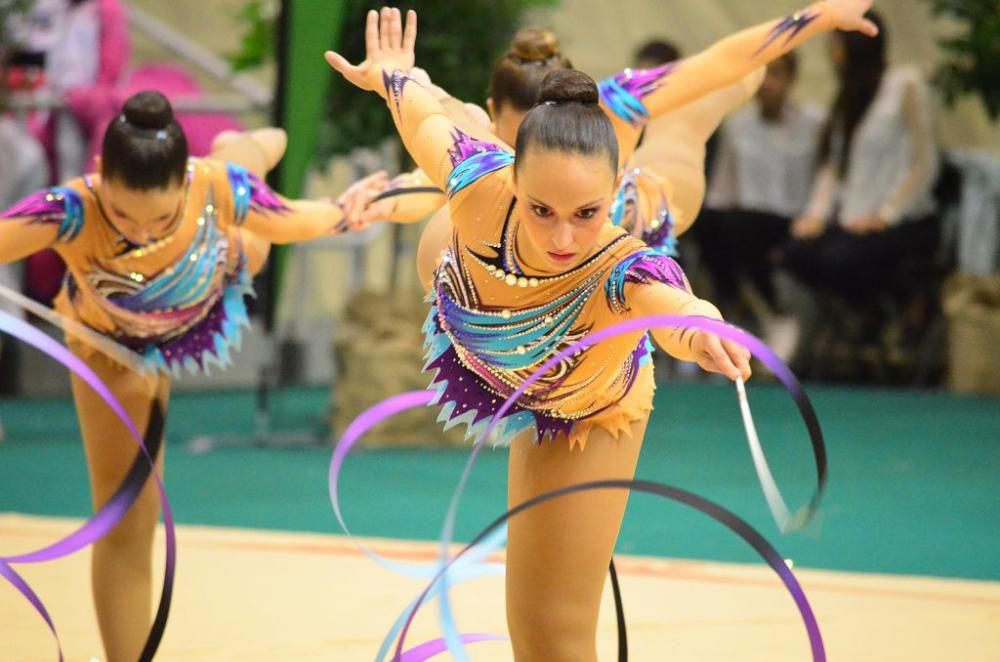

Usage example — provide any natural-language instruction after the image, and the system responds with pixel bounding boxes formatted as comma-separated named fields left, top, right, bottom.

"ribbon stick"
left=0, top=282, right=151, bottom=375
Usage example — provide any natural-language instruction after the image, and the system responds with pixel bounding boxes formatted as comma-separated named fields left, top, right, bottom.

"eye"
left=530, top=205, right=553, bottom=218
left=576, top=207, right=599, bottom=220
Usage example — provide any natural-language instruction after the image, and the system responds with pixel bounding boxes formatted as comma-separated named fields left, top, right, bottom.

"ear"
left=613, top=166, right=624, bottom=193
left=486, top=97, right=496, bottom=121
left=93, top=155, right=103, bottom=175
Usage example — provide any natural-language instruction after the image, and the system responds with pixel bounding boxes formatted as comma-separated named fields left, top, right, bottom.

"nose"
left=551, top=221, right=574, bottom=251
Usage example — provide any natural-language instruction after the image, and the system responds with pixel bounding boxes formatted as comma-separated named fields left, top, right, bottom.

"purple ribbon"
left=396, top=479, right=826, bottom=661
left=397, top=634, right=506, bottom=661
left=0, top=311, right=176, bottom=661
left=0, top=559, right=63, bottom=661
left=330, top=314, right=826, bottom=660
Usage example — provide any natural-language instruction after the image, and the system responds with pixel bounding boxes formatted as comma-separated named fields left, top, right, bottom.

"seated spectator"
left=782, top=10, right=940, bottom=369
left=697, top=51, right=823, bottom=353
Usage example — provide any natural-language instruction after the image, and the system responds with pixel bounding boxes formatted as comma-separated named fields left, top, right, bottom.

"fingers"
left=388, top=7, right=403, bottom=51
left=337, top=171, right=391, bottom=229
left=365, top=9, right=380, bottom=56
left=324, top=50, right=351, bottom=74
left=360, top=200, right=395, bottom=225
left=698, top=333, right=744, bottom=382
left=379, top=7, right=392, bottom=52
left=722, top=338, right=752, bottom=381
left=402, top=9, right=417, bottom=53
left=368, top=169, right=390, bottom=185
left=859, top=18, right=879, bottom=37
left=709, top=339, right=741, bottom=381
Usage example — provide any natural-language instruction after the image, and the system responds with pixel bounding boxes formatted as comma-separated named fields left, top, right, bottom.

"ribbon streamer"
left=329, top=390, right=509, bottom=662
left=395, top=478, right=826, bottom=661
left=428, top=315, right=825, bottom=661
left=329, top=314, right=826, bottom=660
left=0, top=311, right=176, bottom=661
left=736, top=376, right=811, bottom=532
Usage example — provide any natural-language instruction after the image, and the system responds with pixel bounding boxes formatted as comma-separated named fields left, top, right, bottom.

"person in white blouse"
left=784, top=10, right=939, bottom=305
left=699, top=51, right=824, bottom=336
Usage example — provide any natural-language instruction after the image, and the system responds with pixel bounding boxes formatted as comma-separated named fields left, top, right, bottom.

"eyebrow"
left=527, top=195, right=604, bottom=210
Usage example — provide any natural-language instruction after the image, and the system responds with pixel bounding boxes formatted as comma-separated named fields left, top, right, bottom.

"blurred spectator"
left=0, top=95, right=50, bottom=316
left=634, top=39, right=680, bottom=69
left=0, top=92, right=50, bottom=415
left=8, top=0, right=130, bottom=181
left=697, top=52, right=823, bottom=352
left=782, top=10, right=940, bottom=370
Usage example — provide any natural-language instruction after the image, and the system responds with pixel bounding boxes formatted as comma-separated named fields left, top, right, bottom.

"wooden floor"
left=1, top=515, right=998, bottom=661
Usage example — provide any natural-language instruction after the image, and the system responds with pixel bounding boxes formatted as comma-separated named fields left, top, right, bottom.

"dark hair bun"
left=537, top=69, right=599, bottom=106
left=510, top=27, right=561, bottom=63
left=122, top=90, right=174, bottom=130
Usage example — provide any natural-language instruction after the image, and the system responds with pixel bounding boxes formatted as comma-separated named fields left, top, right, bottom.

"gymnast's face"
left=513, top=148, right=618, bottom=272
left=98, top=176, right=185, bottom=247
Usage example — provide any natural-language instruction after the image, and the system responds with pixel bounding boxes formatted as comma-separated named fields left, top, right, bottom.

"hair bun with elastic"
left=122, top=90, right=175, bottom=130
left=537, top=69, right=599, bottom=106
left=510, top=27, right=561, bottom=63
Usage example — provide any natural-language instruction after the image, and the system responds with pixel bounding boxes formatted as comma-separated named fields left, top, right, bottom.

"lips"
left=547, top=251, right=576, bottom=263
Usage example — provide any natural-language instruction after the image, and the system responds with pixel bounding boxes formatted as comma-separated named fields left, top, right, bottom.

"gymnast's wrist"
left=681, top=297, right=723, bottom=321
left=368, top=64, right=400, bottom=99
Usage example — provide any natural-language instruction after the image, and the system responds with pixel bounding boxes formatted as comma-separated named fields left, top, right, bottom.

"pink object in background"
left=27, top=0, right=244, bottom=305
left=64, top=0, right=244, bottom=166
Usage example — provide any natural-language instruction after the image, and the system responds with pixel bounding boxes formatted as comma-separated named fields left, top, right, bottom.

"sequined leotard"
left=0, top=158, right=291, bottom=374
left=426, top=137, right=689, bottom=448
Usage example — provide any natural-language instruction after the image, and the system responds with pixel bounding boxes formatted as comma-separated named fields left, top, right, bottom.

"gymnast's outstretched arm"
left=226, top=165, right=389, bottom=244
left=325, top=8, right=509, bottom=197
left=601, top=0, right=878, bottom=163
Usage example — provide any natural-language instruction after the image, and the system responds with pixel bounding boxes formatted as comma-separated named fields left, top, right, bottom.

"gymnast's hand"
left=692, top=332, right=752, bottom=382
left=335, top=170, right=391, bottom=230
left=821, top=0, right=880, bottom=36
left=324, top=7, right=417, bottom=95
